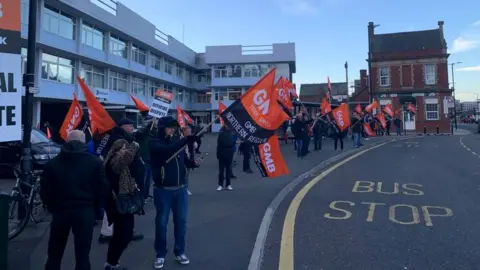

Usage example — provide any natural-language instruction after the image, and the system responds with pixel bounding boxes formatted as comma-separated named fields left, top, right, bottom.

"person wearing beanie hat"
left=150, top=116, right=199, bottom=268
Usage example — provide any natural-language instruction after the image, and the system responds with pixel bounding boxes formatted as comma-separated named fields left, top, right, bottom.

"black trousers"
left=45, top=207, right=94, bottom=270
left=196, top=139, right=202, bottom=152
left=334, top=136, right=344, bottom=150
left=313, top=135, right=322, bottom=150
left=218, top=158, right=232, bottom=187
left=243, top=152, right=251, bottom=171
left=106, top=213, right=134, bottom=265
left=301, top=136, right=310, bottom=156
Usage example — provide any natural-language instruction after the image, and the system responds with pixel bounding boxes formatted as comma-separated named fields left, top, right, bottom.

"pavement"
left=262, top=129, right=480, bottom=270
left=7, top=133, right=395, bottom=270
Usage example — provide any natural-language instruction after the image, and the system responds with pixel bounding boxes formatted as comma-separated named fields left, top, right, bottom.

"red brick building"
left=350, top=69, right=370, bottom=104
left=368, top=21, right=452, bottom=133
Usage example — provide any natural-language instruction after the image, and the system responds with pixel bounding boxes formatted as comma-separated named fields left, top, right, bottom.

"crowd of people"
left=283, top=109, right=405, bottom=159
left=38, top=114, right=258, bottom=270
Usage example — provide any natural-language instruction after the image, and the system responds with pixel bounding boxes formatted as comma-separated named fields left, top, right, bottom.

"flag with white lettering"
left=252, top=135, right=289, bottom=178
left=59, top=94, right=84, bottom=141
left=220, top=68, right=289, bottom=145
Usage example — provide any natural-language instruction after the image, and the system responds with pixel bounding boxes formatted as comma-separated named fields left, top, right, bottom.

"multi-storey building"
left=18, top=0, right=296, bottom=132
left=368, top=21, right=451, bottom=133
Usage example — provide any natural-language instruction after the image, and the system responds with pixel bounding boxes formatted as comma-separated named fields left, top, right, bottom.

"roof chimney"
left=368, top=22, right=375, bottom=38
left=360, top=70, right=368, bottom=89
left=438, top=21, right=446, bottom=48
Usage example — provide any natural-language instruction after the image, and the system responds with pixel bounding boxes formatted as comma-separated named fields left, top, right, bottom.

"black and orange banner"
left=59, top=94, right=84, bottom=141
left=220, top=68, right=289, bottom=144
left=252, top=135, right=289, bottom=178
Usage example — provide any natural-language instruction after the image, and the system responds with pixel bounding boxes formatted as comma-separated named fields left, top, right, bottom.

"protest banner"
left=149, top=89, right=174, bottom=118
left=0, top=0, right=22, bottom=142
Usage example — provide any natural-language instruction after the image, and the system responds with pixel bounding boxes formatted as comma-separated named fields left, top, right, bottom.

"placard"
left=149, top=89, right=174, bottom=118
left=0, top=0, right=22, bottom=142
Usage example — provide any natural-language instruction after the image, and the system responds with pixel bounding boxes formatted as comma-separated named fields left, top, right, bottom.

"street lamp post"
left=450, top=62, right=462, bottom=130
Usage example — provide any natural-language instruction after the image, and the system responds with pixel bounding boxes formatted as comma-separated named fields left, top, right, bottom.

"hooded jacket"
left=150, top=118, right=197, bottom=188
left=40, top=140, right=108, bottom=213
left=216, top=126, right=235, bottom=160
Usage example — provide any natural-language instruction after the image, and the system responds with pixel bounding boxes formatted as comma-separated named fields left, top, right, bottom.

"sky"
left=118, top=0, right=480, bottom=101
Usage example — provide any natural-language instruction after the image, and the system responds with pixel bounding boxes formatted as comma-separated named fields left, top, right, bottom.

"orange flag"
left=275, top=77, right=293, bottom=110
left=77, top=77, right=115, bottom=134
left=284, top=79, right=298, bottom=99
left=130, top=94, right=149, bottom=112
left=331, top=103, right=351, bottom=132
left=239, top=68, right=289, bottom=130
left=218, top=101, right=227, bottom=126
left=321, top=97, right=332, bottom=115
left=253, top=135, right=289, bottom=178
left=59, top=94, right=84, bottom=141
left=383, top=104, right=394, bottom=118
left=365, top=100, right=379, bottom=113
left=181, top=108, right=194, bottom=125
left=376, top=112, right=387, bottom=129
left=176, top=105, right=186, bottom=128
left=363, top=123, right=376, bottom=136
left=407, top=103, right=416, bottom=114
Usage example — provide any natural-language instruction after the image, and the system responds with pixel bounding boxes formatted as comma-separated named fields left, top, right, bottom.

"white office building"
left=18, top=0, right=296, bottom=132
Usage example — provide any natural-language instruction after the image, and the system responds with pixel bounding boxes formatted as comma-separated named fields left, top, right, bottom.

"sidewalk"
left=11, top=134, right=392, bottom=270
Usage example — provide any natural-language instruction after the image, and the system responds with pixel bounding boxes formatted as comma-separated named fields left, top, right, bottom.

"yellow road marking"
left=278, top=142, right=388, bottom=270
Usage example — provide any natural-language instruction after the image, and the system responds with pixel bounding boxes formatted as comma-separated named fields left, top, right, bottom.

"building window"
left=109, top=35, right=127, bottom=58
left=131, top=77, right=146, bottom=96
left=164, top=84, right=173, bottom=93
left=174, top=88, right=184, bottom=102
left=81, top=22, right=104, bottom=50
left=213, top=88, right=228, bottom=101
left=131, top=45, right=146, bottom=65
left=186, top=69, right=193, bottom=83
left=109, top=71, right=128, bottom=92
left=197, top=73, right=211, bottom=84
left=150, top=54, right=163, bottom=71
left=424, top=64, right=436, bottom=85
left=151, top=81, right=163, bottom=96
left=214, top=66, right=228, bottom=78
left=196, top=92, right=209, bottom=103
left=165, top=59, right=173, bottom=75
left=80, top=63, right=105, bottom=88
left=43, top=6, right=76, bottom=40
left=176, top=66, right=184, bottom=80
left=227, top=88, right=242, bottom=100
left=425, top=99, right=439, bottom=120
left=184, top=91, right=190, bottom=103
left=41, top=53, right=74, bottom=84
left=379, top=67, right=390, bottom=87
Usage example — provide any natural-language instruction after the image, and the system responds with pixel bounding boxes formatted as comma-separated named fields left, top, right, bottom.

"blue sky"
left=118, top=0, right=479, bottom=101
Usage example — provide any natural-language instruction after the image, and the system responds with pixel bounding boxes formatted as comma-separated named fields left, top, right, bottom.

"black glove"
left=186, top=135, right=198, bottom=143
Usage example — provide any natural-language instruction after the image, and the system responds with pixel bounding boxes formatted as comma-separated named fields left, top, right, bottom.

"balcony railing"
left=155, top=28, right=169, bottom=45
left=241, top=45, right=273, bottom=55
left=91, top=0, right=117, bottom=16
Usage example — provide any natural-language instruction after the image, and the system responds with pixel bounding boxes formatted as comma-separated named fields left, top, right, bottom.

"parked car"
left=0, top=128, right=61, bottom=178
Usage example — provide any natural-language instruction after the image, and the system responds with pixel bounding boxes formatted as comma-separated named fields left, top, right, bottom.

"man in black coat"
left=41, top=130, right=108, bottom=270
left=216, top=125, right=236, bottom=190
left=98, top=118, right=145, bottom=243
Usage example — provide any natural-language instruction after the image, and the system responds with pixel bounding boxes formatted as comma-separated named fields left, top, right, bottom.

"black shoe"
left=132, top=232, right=144, bottom=241
left=230, top=175, right=237, bottom=179
left=98, top=234, right=112, bottom=244
left=104, top=264, right=128, bottom=270
left=244, top=169, right=254, bottom=174
left=195, top=150, right=201, bottom=154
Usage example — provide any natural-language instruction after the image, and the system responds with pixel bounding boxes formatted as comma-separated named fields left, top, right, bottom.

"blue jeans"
left=154, top=187, right=188, bottom=258
left=295, top=139, right=303, bottom=157
left=353, top=132, right=361, bottom=147
left=143, top=163, right=152, bottom=198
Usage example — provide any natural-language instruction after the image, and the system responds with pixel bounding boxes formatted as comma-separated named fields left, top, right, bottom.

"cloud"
left=276, top=0, right=317, bottom=14
left=456, top=66, right=480, bottom=72
left=473, top=20, right=480, bottom=27
left=449, top=36, right=480, bottom=54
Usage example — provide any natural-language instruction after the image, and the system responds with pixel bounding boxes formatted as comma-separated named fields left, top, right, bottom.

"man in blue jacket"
left=150, top=116, right=199, bottom=269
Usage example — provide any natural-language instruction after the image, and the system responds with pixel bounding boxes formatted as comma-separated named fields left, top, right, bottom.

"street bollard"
left=0, top=192, right=9, bottom=270
left=437, top=126, right=440, bottom=134
left=424, top=126, right=427, bottom=135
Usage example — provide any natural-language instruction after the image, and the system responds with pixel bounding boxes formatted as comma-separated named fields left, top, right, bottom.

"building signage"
left=95, top=88, right=110, bottom=102
left=0, top=0, right=22, bottom=142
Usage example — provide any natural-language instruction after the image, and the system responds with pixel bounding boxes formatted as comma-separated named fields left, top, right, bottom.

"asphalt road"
left=7, top=134, right=391, bottom=270
left=263, top=135, right=480, bottom=270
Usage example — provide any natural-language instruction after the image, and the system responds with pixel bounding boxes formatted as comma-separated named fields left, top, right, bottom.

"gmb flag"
left=220, top=68, right=289, bottom=145
left=252, top=135, right=289, bottom=178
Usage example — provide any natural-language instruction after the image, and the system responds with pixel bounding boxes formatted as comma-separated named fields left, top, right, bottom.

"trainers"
left=175, top=254, right=190, bottom=265
left=131, top=232, right=144, bottom=241
left=153, top=258, right=165, bottom=269
left=226, top=185, right=233, bottom=191
left=216, top=186, right=223, bottom=191
left=187, top=189, right=192, bottom=195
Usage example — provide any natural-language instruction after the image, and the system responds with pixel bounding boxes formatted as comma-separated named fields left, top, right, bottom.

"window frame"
left=379, top=67, right=390, bottom=87
left=424, top=64, right=436, bottom=85
left=109, top=35, right=127, bottom=58
left=425, top=99, right=440, bottom=121
left=41, top=53, right=75, bottom=84
left=131, top=44, right=146, bottom=65
left=80, top=63, right=105, bottom=88
left=43, top=5, right=76, bottom=40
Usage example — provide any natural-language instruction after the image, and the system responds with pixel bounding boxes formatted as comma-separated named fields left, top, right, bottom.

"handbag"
left=113, top=187, right=145, bottom=215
